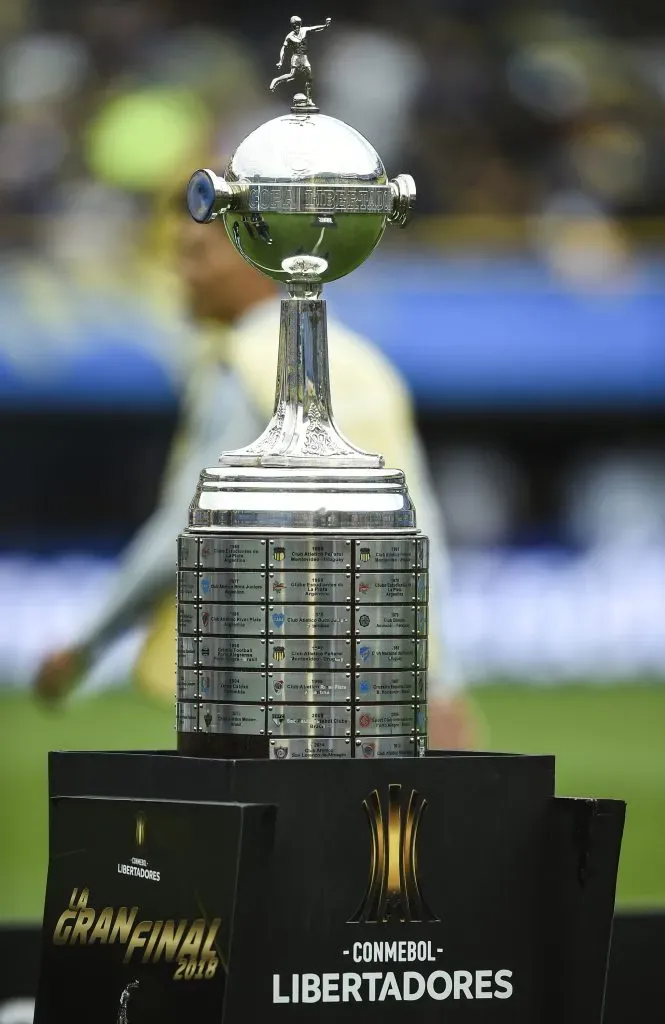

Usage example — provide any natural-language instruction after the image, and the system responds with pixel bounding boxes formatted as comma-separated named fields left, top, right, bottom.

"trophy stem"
left=219, top=294, right=383, bottom=468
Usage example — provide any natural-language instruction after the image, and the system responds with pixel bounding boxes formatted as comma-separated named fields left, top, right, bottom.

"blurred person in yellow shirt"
left=33, top=181, right=477, bottom=749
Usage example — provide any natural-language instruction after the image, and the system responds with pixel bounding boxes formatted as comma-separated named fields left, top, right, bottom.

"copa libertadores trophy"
left=178, top=15, right=423, bottom=759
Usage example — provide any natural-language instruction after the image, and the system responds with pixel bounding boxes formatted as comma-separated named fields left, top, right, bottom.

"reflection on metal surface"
left=268, top=705, right=351, bottom=737
left=355, top=606, right=416, bottom=636
left=199, top=703, right=266, bottom=735
left=355, top=572, right=418, bottom=604
left=354, top=672, right=425, bottom=703
left=199, top=637, right=266, bottom=669
left=199, top=537, right=266, bottom=570
left=354, top=736, right=416, bottom=759
left=198, top=604, right=265, bottom=636
left=268, top=671, right=351, bottom=703
left=176, top=669, right=199, bottom=701
left=269, top=537, right=350, bottom=568
left=199, top=571, right=265, bottom=602
left=269, top=570, right=350, bottom=603
left=354, top=539, right=418, bottom=570
left=199, top=670, right=267, bottom=703
left=176, top=701, right=198, bottom=732
left=269, top=737, right=350, bottom=760
left=268, top=637, right=351, bottom=670
left=269, top=604, right=350, bottom=636
left=355, top=705, right=415, bottom=736
left=355, top=639, right=419, bottom=671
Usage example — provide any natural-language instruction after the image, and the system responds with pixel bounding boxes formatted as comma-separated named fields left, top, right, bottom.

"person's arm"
left=304, top=18, right=332, bottom=34
left=33, top=367, right=263, bottom=701
left=276, top=36, right=289, bottom=67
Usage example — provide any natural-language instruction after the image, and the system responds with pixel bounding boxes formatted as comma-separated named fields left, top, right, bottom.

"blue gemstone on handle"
left=187, top=170, right=216, bottom=223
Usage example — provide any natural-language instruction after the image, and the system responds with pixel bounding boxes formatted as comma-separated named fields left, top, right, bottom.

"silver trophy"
left=178, top=16, right=423, bottom=759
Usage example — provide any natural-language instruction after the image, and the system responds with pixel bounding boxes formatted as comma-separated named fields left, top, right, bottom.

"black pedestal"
left=35, top=751, right=624, bottom=1023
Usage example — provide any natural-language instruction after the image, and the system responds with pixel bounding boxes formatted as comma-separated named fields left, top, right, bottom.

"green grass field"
left=1, top=684, right=663, bottom=921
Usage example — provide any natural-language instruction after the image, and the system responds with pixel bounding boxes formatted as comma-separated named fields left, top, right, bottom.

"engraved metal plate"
left=354, top=539, right=416, bottom=570
left=268, top=705, right=352, bottom=737
left=199, top=637, right=266, bottom=669
left=268, top=538, right=350, bottom=569
left=269, top=638, right=351, bottom=670
left=199, top=703, right=265, bottom=735
left=176, top=702, right=198, bottom=732
left=268, top=672, right=351, bottom=703
left=415, top=672, right=427, bottom=700
left=200, top=537, right=266, bottom=570
left=269, top=604, right=350, bottom=637
left=356, top=705, right=415, bottom=736
left=417, top=573, right=429, bottom=603
left=270, top=571, right=350, bottom=603
left=178, top=571, right=198, bottom=602
left=199, top=671, right=266, bottom=703
left=417, top=536, right=429, bottom=569
left=199, top=604, right=265, bottom=636
left=177, top=637, right=198, bottom=668
left=416, top=606, right=428, bottom=635
left=354, top=671, right=417, bottom=703
left=355, top=572, right=416, bottom=604
left=178, top=535, right=199, bottom=568
left=177, top=669, right=199, bottom=701
left=247, top=183, right=392, bottom=215
left=355, top=605, right=415, bottom=636
left=355, top=736, right=416, bottom=759
left=199, top=571, right=265, bottom=602
left=416, top=639, right=428, bottom=669
left=178, top=604, right=198, bottom=635
left=416, top=704, right=427, bottom=734
left=355, top=639, right=417, bottom=670
left=270, top=738, right=351, bottom=760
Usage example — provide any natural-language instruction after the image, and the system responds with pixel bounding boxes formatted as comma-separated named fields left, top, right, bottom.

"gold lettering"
left=123, top=920, right=153, bottom=964
left=178, top=920, right=206, bottom=961
left=143, top=920, right=163, bottom=962
left=70, top=908, right=95, bottom=944
left=153, top=920, right=187, bottom=963
left=200, top=918, right=222, bottom=960
left=53, top=909, right=77, bottom=944
left=109, top=907, right=138, bottom=945
left=68, top=888, right=88, bottom=910
left=89, top=907, right=114, bottom=945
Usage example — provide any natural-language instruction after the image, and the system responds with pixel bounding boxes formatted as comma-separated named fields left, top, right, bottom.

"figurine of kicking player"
left=270, top=15, right=332, bottom=104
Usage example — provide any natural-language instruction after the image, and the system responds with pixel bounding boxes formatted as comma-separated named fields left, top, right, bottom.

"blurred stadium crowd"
left=1, top=0, right=664, bottom=257
left=0, top=0, right=664, bottom=686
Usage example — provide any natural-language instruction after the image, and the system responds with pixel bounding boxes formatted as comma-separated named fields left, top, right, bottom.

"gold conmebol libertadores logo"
left=135, top=812, right=146, bottom=848
left=350, top=784, right=438, bottom=925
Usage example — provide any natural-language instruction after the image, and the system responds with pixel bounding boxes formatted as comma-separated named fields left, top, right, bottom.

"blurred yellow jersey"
left=136, top=297, right=450, bottom=700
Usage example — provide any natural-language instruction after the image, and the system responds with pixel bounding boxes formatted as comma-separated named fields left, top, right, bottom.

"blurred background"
left=0, top=0, right=664, bottom=927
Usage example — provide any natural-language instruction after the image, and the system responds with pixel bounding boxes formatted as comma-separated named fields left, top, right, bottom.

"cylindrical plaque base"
left=176, top=527, right=428, bottom=759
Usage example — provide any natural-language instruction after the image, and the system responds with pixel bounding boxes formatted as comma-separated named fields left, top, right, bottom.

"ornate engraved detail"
left=238, top=405, right=288, bottom=456
left=302, top=402, right=357, bottom=457
left=247, top=184, right=391, bottom=215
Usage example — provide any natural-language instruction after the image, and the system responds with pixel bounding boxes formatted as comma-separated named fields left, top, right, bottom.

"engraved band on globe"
left=177, top=16, right=424, bottom=758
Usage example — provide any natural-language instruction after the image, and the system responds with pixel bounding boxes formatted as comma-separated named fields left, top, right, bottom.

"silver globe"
left=187, top=100, right=415, bottom=285
left=223, top=110, right=387, bottom=283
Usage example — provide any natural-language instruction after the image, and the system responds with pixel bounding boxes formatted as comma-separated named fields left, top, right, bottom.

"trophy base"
left=35, top=750, right=625, bottom=1024
left=177, top=522, right=429, bottom=760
